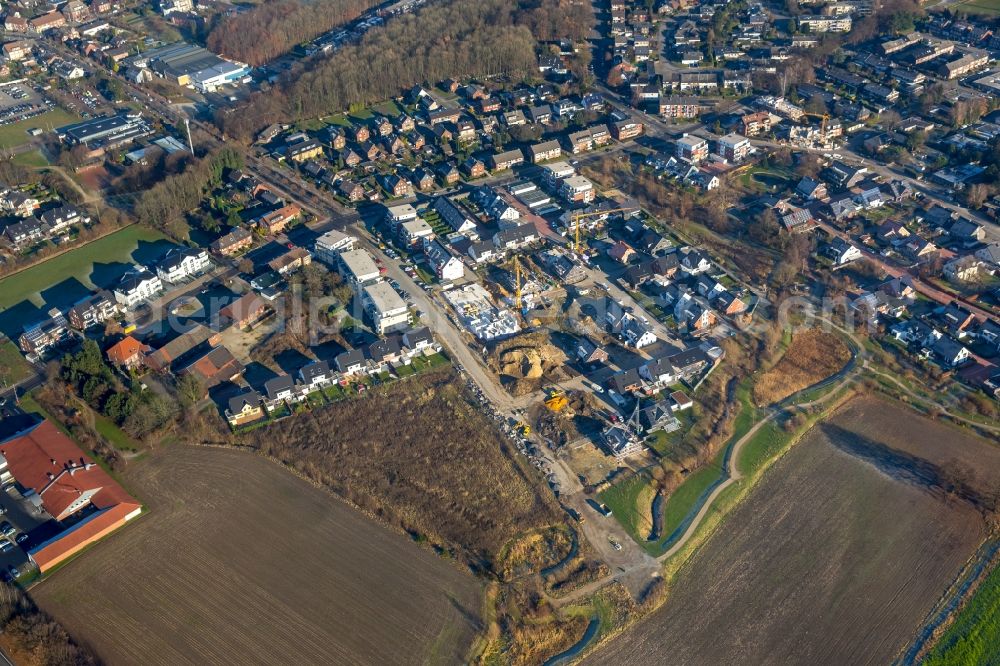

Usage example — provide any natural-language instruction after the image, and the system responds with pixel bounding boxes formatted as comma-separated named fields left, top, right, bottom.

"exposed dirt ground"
left=586, top=397, right=996, bottom=666
left=32, top=445, right=482, bottom=666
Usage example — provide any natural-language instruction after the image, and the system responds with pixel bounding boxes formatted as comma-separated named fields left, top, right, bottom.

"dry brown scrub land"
left=753, top=328, right=851, bottom=405
left=587, top=397, right=1000, bottom=665
left=33, top=446, right=482, bottom=666
left=246, top=367, right=563, bottom=574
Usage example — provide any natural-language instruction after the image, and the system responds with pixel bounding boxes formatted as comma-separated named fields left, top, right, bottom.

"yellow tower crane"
left=803, top=112, right=831, bottom=143
left=571, top=207, right=639, bottom=252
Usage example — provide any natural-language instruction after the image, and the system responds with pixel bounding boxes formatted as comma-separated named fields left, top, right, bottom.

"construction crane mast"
left=513, top=254, right=522, bottom=310
left=572, top=207, right=639, bottom=252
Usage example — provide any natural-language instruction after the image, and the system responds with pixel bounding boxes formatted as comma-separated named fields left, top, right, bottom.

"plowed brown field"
left=32, top=445, right=482, bottom=666
left=587, top=398, right=998, bottom=666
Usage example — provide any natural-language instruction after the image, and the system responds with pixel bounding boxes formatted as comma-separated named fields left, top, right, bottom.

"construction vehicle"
left=518, top=422, right=531, bottom=436
left=570, top=207, right=639, bottom=252
left=545, top=388, right=568, bottom=412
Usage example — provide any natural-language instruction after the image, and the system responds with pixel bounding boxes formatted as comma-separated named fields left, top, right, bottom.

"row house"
left=210, top=227, right=253, bottom=256
left=565, top=125, right=612, bottom=154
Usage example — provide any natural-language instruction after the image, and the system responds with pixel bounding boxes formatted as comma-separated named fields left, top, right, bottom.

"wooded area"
left=206, top=0, right=378, bottom=66
left=133, top=146, right=243, bottom=239
left=219, top=0, right=592, bottom=140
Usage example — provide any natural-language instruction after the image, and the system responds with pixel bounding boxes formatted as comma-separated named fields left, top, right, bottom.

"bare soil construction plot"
left=32, top=445, right=482, bottom=666
left=586, top=397, right=999, bottom=666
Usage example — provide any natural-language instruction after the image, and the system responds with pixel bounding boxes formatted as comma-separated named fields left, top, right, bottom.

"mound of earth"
left=490, top=333, right=570, bottom=396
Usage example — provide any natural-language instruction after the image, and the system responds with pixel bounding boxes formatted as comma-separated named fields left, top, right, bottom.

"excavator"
left=544, top=388, right=568, bottom=412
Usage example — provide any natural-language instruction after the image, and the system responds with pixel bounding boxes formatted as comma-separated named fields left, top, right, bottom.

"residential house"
left=210, top=227, right=253, bottom=256
left=264, top=375, right=295, bottom=404
left=825, top=238, right=863, bottom=265
left=226, top=390, right=263, bottom=427
left=179, top=345, right=244, bottom=390
left=220, top=292, right=271, bottom=330
left=488, top=149, right=525, bottom=172
left=335, top=348, right=366, bottom=376
left=156, top=247, right=211, bottom=284
left=424, top=240, right=464, bottom=281
left=105, top=335, right=149, bottom=369
left=68, top=291, right=117, bottom=330
left=18, top=309, right=69, bottom=356
left=113, top=267, right=163, bottom=308
left=527, top=140, right=562, bottom=164
left=300, top=361, right=333, bottom=390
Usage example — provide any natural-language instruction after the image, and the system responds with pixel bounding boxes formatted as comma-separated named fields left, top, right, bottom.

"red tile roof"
left=0, top=421, right=137, bottom=520
left=106, top=335, right=146, bottom=366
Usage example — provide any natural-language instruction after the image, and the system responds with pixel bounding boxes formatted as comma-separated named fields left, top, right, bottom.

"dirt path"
left=551, top=320, right=866, bottom=606
left=34, top=165, right=102, bottom=205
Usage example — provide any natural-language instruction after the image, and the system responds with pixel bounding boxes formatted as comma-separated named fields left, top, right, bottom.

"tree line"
left=218, top=0, right=592, bottom=141
left=206, top=0, right=378, bottom=66
left=0, top=583, right=95, bottom=665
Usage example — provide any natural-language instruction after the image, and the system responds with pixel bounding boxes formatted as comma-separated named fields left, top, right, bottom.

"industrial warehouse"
left=128, top=42, right=251, bottom=93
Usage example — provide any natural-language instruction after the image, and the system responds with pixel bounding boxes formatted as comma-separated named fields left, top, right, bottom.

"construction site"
left=443, top=283, right=521, bottom=341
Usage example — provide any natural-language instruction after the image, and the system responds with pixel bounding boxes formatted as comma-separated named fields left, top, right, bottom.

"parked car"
left=0, top=522, right=14, bottom=537
left=15, top=533, right=28, bottom=545
left=0, top=541, right=13, bottom=553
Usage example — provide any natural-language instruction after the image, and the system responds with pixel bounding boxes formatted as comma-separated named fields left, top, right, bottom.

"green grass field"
left=953, top=0, right=1000, bottom=15
left=93, top=411, right=139, bottom=452
left=11, top=150, right=49, bottom=168
left=0, top=339, right=34, bottom=385
left=0, top=108, right=79, bottom=150
left=923, top=563, right=1000, bottom=665
left=0, top=225, right=167, bottom=310
left=599, top=472, right=654, bottom=541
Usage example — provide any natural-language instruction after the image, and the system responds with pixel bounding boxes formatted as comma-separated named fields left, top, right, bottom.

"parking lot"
left=0, top=481, right=60, bottom=580
left=0, top=83, right=52, bottom=125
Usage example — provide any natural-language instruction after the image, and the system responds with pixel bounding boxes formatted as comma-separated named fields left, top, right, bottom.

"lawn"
left=953, top=0, right=1000, bottom=14
left=92, top=411, right=139, bottom=452
left=0, top=339, right=35, bottom=386
left=924, top=562, right=1000, bottom=665
left=0, top=108, right=79, bottom=150
left=11, top=150, right=49, bottom=168
left=598, top=472, right=655, bottom=542
left=0, top=224, right=167, bottom=313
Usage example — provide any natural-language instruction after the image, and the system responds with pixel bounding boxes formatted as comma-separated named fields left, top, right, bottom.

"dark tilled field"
left=32, top=445, right=482, bottom=666
left=587, top=398, right=996, bottom=666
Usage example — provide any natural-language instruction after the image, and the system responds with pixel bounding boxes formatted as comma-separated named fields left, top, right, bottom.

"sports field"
left=0, top=108, right=79, bottom=150
left=33, top=445, right=483, bottom=665
left=0, top=225, right=170, bottom=335
left=953, top=0, right=1000, bottom=14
